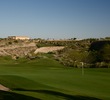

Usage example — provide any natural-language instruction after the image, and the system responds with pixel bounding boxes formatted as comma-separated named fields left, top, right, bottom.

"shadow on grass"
left=0, top=90, right=40, bottom=100
left=14, top=88, right=102, bottom=100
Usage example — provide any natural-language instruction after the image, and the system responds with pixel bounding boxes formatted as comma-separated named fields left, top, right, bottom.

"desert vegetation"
left=53, top=39, right=110, bottom=68
left=0, top=37, right=110, bottom=67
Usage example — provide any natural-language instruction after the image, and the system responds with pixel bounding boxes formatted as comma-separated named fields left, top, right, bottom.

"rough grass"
left=0, top=56, right=110, bottom=100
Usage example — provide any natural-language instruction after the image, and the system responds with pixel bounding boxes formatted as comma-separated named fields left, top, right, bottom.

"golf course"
left=0, top=0, right=110, bottom=99
left=0, top=55, right=110, bottom=100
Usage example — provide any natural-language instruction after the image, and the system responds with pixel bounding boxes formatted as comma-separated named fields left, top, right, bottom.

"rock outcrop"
left=0, top=42, right=37, bottom=58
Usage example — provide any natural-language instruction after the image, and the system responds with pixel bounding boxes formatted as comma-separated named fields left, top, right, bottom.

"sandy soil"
left=0, top=84, right=10, bottom=91
left=34, top=46, right=64, bottom=54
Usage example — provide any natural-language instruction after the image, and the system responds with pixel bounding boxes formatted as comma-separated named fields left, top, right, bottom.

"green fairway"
left=0, top=56, right=110, bottom=100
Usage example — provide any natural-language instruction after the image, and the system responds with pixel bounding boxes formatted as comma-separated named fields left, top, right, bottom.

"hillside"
left=0, top=38, right=110, bottom=67
left=0, top=39, right=37, bottom=59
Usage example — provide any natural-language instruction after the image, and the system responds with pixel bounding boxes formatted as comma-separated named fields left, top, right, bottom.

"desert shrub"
left=56, top=47, right=88, bottom=67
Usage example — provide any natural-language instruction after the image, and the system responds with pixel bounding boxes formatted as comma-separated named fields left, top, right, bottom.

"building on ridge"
left=8, top=36, right=30, bottom=40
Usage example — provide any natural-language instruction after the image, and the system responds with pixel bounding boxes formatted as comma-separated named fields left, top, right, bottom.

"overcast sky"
left=0, top=0, right=110, bottom=39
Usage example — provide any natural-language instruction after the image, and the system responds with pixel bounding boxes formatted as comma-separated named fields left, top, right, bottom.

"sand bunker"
left=0, top=84, right=10, bottom=91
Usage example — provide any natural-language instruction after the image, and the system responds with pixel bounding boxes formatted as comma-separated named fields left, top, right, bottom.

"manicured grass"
left=0, top=56, right=110, bottom=100
left=0, top=90, right=39, bottom=100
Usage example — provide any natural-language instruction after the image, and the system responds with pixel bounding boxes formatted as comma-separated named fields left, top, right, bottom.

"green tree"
left=88, top=41, right=110, bottom=67
left=98, top=44, right=110, bottom=62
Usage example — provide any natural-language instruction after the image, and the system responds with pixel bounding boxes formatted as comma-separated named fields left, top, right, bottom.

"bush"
left=95, top=62, right=110, bottom=68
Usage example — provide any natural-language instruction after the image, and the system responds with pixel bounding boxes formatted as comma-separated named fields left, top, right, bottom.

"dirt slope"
left=34, top=46, right=64, bottom=54
left=0, top=43, right=37, bottom=58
